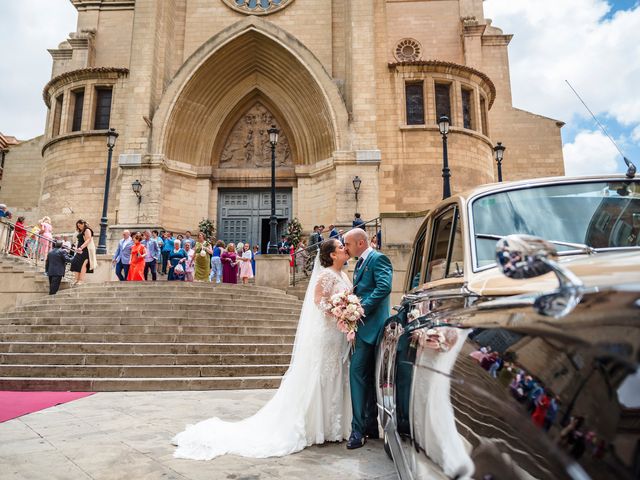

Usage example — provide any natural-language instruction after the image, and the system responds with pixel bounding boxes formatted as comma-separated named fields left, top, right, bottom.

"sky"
left=0, top=0, right=638, bottom=176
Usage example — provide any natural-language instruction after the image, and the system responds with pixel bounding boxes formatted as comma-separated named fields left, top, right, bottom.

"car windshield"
left=472, top=180, right=640, bottom=268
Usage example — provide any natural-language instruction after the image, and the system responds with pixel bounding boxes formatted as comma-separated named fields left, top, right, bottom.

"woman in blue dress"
left=168, top=239, right=187, bottom=281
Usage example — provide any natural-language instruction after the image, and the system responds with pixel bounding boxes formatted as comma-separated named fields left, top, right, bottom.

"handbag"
left=174, top=263, right=185, bottom=275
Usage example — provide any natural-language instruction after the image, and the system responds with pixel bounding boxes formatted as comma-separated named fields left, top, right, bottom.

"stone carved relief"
left=219, top=102, right=293, bottom=168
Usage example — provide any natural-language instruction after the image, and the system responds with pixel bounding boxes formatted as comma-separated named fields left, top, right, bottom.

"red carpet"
left=0, top=391, right=95, bottom=422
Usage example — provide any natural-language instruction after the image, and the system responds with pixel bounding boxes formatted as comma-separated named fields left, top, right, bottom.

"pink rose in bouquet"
left=328, top=290, right=365, bottom=345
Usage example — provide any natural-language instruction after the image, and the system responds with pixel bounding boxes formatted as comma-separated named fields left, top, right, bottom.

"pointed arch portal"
left=154, top=18, right=348, bottom=168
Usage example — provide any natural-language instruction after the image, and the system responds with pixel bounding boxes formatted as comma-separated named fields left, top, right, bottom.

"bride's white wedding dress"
left=172, top=259, right=353, bottom=460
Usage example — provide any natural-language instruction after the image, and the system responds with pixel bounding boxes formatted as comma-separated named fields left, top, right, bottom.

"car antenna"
left=565, top=79, right=636, bottom=179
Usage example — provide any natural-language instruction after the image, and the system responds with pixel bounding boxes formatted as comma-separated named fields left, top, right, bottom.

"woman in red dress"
left=127, top=232, right=147, bottom=281
left=9, top=216, right=27, bottom=256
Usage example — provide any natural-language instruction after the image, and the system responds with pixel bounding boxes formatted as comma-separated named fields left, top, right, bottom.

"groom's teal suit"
left=351, top=249, right=393, bottom=436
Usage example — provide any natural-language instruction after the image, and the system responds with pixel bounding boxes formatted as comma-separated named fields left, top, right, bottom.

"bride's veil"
left=172, top=253, right=329, bottom=459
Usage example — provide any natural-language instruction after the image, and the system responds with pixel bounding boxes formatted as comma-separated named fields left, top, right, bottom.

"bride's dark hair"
left=319, top=239, right=339, bottom=268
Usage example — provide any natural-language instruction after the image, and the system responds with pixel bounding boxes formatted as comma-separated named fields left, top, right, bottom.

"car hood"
left=467, top=250, right=640, bottom=296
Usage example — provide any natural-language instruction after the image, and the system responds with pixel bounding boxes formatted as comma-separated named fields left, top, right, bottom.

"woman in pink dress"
left=38, top=216, right=53, bottom=260
left=221, top=243, right=238, bottom=284
left=238, top=243, right=254, bottom=285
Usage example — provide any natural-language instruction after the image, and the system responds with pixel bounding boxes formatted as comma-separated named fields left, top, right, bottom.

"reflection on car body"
left=377, top=175, right=640, bottom=479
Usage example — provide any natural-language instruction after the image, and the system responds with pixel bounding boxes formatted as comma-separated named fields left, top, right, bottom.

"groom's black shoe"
left=347, top=431, right=366, bottom=450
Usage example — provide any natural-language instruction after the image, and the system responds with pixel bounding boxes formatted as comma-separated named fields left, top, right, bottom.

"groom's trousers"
left=350, top=336, right=379, bottom=435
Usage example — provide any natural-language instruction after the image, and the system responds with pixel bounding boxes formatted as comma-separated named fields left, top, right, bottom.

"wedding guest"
left=151, top=230, right=162, bottom=263
left=38, top=216, right=54, bottom=259
left=168, top=239, right=187, bottom=281
left=352, top=213, right=365, bottom=230
left=127, top=232, right=147, bottom=281
left=194, top=232, right=213, bottom=282
left=239, top=242, right=254, bottom=285
left=70, top=219, right=96, bottom=286
left=328, top=224, right=339, bottom=238
left=251, top=244, right=259, bottom=276
left=210, top=240, right=224, bottom=283
left=9, top=216, right=27, bottom=256
left=370, top=235, right=378, bottom=250
left=337, top=229, right=345, bottom=244
left=184, top=242, right=195, bottom=282
left=112, top=230, right=133, bottom=281
left=236, top=242, right=244, bottom=282
left=143, top=230, right=159, bottom=281
left=161, top=231, right=175, bottom=275
left=45, top=240, right=73, bottom=295
left=221, top=242, right=238, bottom=284
left=182, top=231, right=195, bottom=249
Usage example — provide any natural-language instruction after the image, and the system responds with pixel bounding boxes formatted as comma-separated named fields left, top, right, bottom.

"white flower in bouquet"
left=199, top=250, right=207, bottom=257
left=347, top=294, right=359, bottom=304
left=347, top=303, right=357, bottom=313
left=331, top=293, right=342, bottom=305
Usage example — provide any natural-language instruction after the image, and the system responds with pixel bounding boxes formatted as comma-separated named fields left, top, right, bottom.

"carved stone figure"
left=218, top=102, right=293, bottom=168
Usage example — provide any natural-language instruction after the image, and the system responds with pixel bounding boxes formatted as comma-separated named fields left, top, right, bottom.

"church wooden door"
left=217, top=189, right=291, bottom=251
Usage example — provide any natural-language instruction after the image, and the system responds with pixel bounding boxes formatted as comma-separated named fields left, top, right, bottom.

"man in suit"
left=352, top=213, right=366, bottom=230
left=343, top=228, right=393, bottom=449
left=112, top=230, right=133, bottom=281
left=45, top=240, right=73, bottom=295
left=143, top=230, right=159, bottom=281
left=328, top=224, right=339, bottom=239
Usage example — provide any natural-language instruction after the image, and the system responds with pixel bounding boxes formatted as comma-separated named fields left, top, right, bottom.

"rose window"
left=394, top=39, right=422, bottom=62
left=222, top=0, right=294, bottom=15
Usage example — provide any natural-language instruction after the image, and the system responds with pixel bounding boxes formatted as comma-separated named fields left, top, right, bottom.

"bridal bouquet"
left=328, top=290, right=365, bottom=343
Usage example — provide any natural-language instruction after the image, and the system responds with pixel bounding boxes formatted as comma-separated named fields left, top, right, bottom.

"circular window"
left=394, top=38, right=422, bottom=62
left=221, top=0, right=295, bottom=15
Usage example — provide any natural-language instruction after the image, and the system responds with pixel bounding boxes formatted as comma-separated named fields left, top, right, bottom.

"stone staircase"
left=0, top=282, right=303, bottom=391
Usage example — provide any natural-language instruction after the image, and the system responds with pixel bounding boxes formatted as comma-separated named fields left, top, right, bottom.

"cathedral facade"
left=1, top=0, right=564, bottom=248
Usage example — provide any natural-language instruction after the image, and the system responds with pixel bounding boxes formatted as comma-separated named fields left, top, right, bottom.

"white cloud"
left=563, top=130, right=620, bottom=175
left=632, top=125, right=640, bottom=142
left=0, top=0, right=77, bottom=140
left=484, top=0, right=640, bottom=130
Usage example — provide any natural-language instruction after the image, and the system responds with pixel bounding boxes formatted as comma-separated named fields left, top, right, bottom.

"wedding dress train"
left=172, top=260, right=353, bottom=460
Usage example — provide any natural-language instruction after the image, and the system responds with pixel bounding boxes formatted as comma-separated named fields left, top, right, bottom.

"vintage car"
left=376, top=174, right=640, bottom=479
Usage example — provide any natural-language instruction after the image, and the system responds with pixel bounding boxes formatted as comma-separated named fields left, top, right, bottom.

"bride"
left=172, top=239, right=353, bottom=459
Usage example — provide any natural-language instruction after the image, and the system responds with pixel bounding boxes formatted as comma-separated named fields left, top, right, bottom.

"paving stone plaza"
left=0, top=390, right=403, bottom=480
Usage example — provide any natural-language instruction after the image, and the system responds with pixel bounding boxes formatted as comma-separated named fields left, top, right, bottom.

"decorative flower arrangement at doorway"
left=222, top=0, right=295, bottom=15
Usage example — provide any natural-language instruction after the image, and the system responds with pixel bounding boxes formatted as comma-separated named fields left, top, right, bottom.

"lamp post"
left=96, top=127, right=118, bottom=255
left=352, top=175, right=362, bottom=216
left=438, top=115, right=451, bottom=200
left=494, top=142, right=506, bottom=182
left=267, top=125, right=280, bottom=255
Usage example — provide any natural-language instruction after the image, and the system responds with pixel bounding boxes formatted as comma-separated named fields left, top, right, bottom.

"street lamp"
left=267, top=124, right=280, bottom=255
left=131, top=179, right=142, bottom=204
left=352, top=175, right=362, bottom=216
left=438, top=115, right=451, bottom=199
left=96, top=127, right=118, bottom=255
left=493, top=142, right=506, bottom=182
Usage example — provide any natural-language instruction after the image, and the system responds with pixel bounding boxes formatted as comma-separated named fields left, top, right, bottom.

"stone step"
left=34, top=296, right=300, bottom=308
left=0, top=324, right=298, bottom=335
left=0, top=316, right=299, bottom=327
left=0, top=364, right=288, bottom=378
left=13, top=303, right=301, bottom=314
left=64, top=282, right=296, bottom=295
left=0, top=376, right=283, bottom=391
left=0, top=342, right=293, bottom=355
left=0, top=332, right=295, bottom=344
left=0, top=352, right=291, bottom=366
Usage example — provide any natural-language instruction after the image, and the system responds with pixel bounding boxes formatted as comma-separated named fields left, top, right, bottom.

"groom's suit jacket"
left=353, top=250, right=393, bottom=345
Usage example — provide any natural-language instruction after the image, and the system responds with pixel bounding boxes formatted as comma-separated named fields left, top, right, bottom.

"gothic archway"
left=152, top=17, right=349, bottom=168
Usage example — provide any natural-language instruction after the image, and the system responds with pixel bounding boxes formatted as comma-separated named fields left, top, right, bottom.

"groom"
left=343, top=228, right=393, bottom=449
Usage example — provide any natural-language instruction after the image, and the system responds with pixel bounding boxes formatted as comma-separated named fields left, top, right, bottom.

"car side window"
left=408, top=227, right=427, bottom=290
left=426, top=207, right=463, bottom=282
